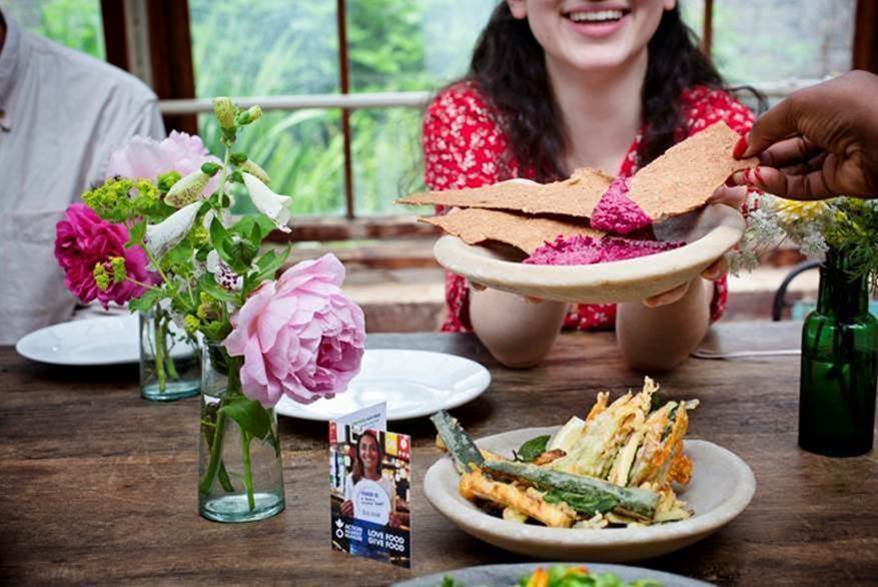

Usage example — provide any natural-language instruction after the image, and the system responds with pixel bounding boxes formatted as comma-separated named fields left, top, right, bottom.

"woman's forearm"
left=615, top=278, right=712, bottom=372
left=469, top=287, right=568, bottom=368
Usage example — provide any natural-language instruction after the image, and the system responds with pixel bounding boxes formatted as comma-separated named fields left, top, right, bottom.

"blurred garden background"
left=1, top=0, right=858, bottom=217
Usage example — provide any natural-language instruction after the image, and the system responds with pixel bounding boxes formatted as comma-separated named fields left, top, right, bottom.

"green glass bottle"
left=799, top=248, right=878, bottom=457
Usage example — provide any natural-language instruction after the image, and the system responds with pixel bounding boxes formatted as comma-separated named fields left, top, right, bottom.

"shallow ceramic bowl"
left=433, top=204, right=745, bottom=303
left=395, top=562, right=712, bottom=587
left=424, top=426, right=756, bottom=562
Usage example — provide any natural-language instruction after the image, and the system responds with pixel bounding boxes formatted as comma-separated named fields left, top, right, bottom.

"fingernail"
left=752, top=166, right=764, bottom=185
left=733, top=135, right=749, bottom=159
left=725, top=175, right=737, bottom=187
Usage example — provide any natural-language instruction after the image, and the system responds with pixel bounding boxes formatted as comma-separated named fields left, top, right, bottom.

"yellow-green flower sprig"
left=83, top=178, right=165, bottom=223
left=92, top=256, right=127, bottom=291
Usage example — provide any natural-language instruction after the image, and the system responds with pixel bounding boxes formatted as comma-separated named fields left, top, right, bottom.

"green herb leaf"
left=128, top=288, right=163, bottom=312
left=126, top=220, right=147, bottom=248
left=219, top=395, right=272, bottom=441
left=543, top=489, right=616, bottom=516
left=163, top=240, right=194, bottom=266
left=513, top=434, right=550, bottom=463
left=232, top=215, right=275, bottom=242
left=254, top=246, right=291, bottom=282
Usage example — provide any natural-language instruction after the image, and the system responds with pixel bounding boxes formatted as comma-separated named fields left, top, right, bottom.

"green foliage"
left=219, top=395, right=273, bottom=441
left=825, top=199, right=878, bottom=292
left=128, top=288, right=163, bottom=313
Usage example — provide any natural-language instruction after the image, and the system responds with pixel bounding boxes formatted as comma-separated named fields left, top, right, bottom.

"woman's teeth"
left=567, top=10, right=625, bottom=23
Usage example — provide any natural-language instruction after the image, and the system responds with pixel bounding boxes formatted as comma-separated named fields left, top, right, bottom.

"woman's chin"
left=558, top=51, right=637, bottom=74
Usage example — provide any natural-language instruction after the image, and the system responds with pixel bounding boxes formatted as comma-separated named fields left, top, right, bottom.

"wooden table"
left=1, top=322, right=876, bottom=586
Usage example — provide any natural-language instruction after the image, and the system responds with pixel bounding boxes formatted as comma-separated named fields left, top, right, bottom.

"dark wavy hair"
left=464, top=3, right=754, bottom=181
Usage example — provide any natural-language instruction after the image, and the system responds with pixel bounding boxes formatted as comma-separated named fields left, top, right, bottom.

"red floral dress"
left=423, top=82, right=754, bottom=333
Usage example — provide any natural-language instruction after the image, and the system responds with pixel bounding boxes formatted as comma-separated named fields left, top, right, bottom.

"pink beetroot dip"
left=524, top=235, right=683, bottom=266
left=589, top=176, right=652, bottom=235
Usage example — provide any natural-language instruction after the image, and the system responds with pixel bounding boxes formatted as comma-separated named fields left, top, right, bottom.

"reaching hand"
left=728, top=71, right=878, bottom=200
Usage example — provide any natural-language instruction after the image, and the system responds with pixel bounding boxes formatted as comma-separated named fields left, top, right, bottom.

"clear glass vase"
left=139, top=309, right=200, bottom=401
left=799, top=248, right=878, bottom=457
left=198, top=344, right=286, bottom=523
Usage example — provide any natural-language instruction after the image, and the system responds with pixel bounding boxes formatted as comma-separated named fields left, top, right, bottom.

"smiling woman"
left=424, top=0, right=758, bottom=370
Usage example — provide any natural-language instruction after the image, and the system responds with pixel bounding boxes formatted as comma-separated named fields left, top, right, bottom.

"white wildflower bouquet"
left=729, top=194, right=878, bottom=289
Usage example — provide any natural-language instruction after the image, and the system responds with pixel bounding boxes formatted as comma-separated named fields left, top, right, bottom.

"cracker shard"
left=397, top=167, right=613, bottom=217
left=629, top=121, right=759, bottom=221
left=420, top=208, right=604, bottom=254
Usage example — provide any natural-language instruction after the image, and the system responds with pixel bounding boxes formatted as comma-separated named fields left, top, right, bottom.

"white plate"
left=275, top=349, right=491, bottom=421
left=424, top=426, right=755, bottom=562
left=434, top=205, right=745, bottom=304
left=395, top=562, right=712, bottom=587
left=15, top=315, right=191, bottom=366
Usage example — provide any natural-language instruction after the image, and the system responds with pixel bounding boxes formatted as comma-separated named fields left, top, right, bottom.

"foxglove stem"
left=154, top=313, right=168, bottom=392
left=241, top=431, right=255, bottom=510
left=199, top=409, right=227, bottom=496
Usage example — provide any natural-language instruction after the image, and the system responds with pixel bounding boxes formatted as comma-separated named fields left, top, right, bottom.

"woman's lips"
left=563, top=11, right=629, bottom=39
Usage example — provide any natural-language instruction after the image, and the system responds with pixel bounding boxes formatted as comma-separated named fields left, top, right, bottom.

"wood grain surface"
left=0, top=322, right=875, bottom=586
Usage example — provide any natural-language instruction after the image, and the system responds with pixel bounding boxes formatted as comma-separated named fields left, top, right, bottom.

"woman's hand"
left=727, top=71, right=878, bottom=199
left=340, top=499, right=354, bottom=518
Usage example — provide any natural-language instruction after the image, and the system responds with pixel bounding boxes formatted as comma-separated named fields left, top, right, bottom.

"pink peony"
left=106, top=131, right=220, bottom=197
left=54, top=203, right=154, bottom=307
left=224, top=254, right=366, bottom=408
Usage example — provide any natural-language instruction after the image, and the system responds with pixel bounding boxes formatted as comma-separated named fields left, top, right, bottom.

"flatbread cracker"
left=629, top=121, right=758, bottom=221
left=398, top=168, right=613, bottom=218
left=420, top=208, right=604, bottom=254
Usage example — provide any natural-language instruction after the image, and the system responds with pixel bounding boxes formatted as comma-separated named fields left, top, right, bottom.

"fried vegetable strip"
left=431, top=410, right=484, bottom=473
left=459, top=470, right=575, bottom=528
left=482, top=460, right=659, bottom=520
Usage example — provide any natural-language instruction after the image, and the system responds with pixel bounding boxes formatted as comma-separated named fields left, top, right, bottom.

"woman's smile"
left=561, top=3, right=631, bottom=39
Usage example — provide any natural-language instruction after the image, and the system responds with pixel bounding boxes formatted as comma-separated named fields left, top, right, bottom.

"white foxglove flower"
left=212, top=97, right=236, bottom=129
left=240, top=159, right=270, bottom=185
left=144, top=202, right=201, bottom=260
left=165, top=170, right=212, bottom=208
left=243, top=172, right=292, bottom=232
left=206, top=250, right=244, bottom=291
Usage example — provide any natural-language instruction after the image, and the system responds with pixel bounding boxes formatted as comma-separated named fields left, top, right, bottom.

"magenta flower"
left=106, top=131, right=220, bottom=198
left=54, top=203, right=154, bottom=307
left=224, top=254, right=366, bottom=408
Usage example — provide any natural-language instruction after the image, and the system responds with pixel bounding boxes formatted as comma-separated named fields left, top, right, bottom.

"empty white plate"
left=15, top=315, right=189, bottom=366
left=275, top=349, right=491, bottom=421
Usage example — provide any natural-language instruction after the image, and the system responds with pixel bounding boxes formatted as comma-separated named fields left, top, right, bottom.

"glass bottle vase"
left=799, top=248, right=878, bottom=457
left=198, top=344, right=286, bottom=523
left=139, top=309, right=200, bottom=401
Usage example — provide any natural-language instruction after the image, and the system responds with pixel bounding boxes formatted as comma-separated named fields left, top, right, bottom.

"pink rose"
left=54, top=203, right=154, bottom=307
left=224, top=254, right=366, bottom=408
left=106, top=131, right=220, bottom=197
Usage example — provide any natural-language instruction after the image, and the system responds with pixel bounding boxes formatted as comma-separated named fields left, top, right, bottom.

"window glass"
left=348, top=0, right=496, bottom=92
left=680, top=0, right=705, bottom=41
left=712, top=0, right=855, bottom=84
left=189, top=0, right=338, bottom=97
left=351, top=107, right=427, bottom=216
left=348, top=0, right=495, bottom=214
left=1, top=0, right=104, bottom=59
